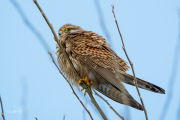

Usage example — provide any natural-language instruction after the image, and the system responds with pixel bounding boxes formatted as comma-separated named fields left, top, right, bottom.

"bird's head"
left=58, top=24, right=84, bottom=36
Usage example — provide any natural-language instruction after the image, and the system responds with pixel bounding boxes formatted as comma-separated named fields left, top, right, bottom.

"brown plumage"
left=56, top=24, right=165, bottom=110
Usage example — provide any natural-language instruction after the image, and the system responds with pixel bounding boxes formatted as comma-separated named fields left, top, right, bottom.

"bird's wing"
left=91, top=66, right=143, bottom=110
left=66, top=31, right=129, bottom=88
left=66, top=31, right=129, bottom=71
left=65, top=31, right=143, bottom=110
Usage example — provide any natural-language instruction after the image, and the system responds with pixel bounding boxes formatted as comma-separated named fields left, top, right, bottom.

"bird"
left=56, top=24, right=165, bottom=110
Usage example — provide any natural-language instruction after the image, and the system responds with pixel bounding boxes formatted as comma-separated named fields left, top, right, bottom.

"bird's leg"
left=79, top=76, right=93, bottom=96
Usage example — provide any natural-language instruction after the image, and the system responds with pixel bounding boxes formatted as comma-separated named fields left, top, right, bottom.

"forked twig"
left=48, top=52, right=93, bottom=120
left=93, top=90, right=124, bottom=120
left=111, top=4, right=148, bottom=120
left=0, top=96, right=5, bottom=120
left=33, top=0, right=107, bottom=119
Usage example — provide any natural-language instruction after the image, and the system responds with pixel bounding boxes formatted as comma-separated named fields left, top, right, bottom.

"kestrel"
left=56, top=24, right=165, bottom=110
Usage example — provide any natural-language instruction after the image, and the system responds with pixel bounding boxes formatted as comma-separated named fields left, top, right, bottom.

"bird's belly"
left=57, top=51, right=89, bottom=87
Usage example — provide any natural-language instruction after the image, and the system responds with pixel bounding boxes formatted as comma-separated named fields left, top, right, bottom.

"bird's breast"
left=56, top=44, right=90, bottom=87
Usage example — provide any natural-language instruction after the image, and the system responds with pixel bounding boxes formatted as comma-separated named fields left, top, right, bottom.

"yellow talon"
left=79, top=76, right=93, bottom=96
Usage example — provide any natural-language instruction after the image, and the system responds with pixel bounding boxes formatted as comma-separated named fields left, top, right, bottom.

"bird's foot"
left=79, top=76, right=93, bottom=96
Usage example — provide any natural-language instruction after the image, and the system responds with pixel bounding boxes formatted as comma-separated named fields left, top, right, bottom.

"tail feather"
left=117, top=71, right=165, bottom=94
left=94, top=83, right=143, bottom=110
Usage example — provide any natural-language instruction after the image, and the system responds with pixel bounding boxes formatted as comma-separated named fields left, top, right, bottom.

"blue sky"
left=0, top=0, right=180, bottom=120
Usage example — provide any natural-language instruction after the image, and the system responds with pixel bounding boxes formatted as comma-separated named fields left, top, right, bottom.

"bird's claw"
left=79, top=76, right=93, bottom=96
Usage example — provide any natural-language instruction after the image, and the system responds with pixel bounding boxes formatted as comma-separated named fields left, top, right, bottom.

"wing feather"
left=63, top=31, right=143, bottom=110
left=66, top=31, right=129, bottom=71
left=65, top=31, right=129, bottom=89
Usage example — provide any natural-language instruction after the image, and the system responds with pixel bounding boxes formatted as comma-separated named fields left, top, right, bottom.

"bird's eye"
left=66, top=28, right=72, bottom=31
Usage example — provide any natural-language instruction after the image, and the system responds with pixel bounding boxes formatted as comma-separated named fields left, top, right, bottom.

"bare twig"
left=93, top=0, right=112, bottom=46
left=21, top=78, right=28, bottom=120
left=161, top=10, right=180, bottom=120
left=63, top=114, right=66, bottom=120
left=48, top=52, right=93, bottom=120
left=9, top=0, right=51, bottom=52
left=0, top=96, right=5, bottom=120
left=33, top=0, right=107, bottom=119
left=111, top=4, right=148, bottom=120
left=35, top=117, right=38, bottom=120
left=93, top=90, right=124, bottom=120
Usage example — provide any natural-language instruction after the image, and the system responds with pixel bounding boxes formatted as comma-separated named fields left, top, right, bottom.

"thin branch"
left=160, top=10, right=180, bottom=120
left=168, top=10, right=180, bottom=120
left=0, top=96, right=5, bottom=120
left=33, top=0, right=107, bottom=119
left=63, top=114, right=66, bottom=120
left=159, top=14, right=180, bottom=119
left=9, top=0, right=51, bottom=53
left=93, top=0, right=113, bottom=47
left=111, top=5, right=148, bottom=120
left=48, top=52, right=93, bottom=120
left=93, top=90, right=124, bottom=120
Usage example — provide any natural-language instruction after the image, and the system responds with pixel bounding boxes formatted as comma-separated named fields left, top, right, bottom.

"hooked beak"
left=58, top=31, right=63, bottom=36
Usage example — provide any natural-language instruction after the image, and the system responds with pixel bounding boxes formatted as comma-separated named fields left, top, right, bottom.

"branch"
left=93, top=0, right=113, bottom=46
left=0, top=96, right=5, bottom=120
left=93, top=90, right=124, bottom=120
left=159, top=10, right=180, bottom=120
left=48, top=52, right=93, bottom=120
left=9, top=0, right=51, bottom=53
left=111, top=4, right=148, bottom=120
left=63, top=114, right=66, bottom=120
left=33, top=0, right=107, bottom=119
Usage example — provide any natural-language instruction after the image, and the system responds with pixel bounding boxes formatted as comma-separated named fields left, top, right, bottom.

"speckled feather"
left=67, top=31, right=129, bottom=71
left=56, top=24, right=165, bottom=110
